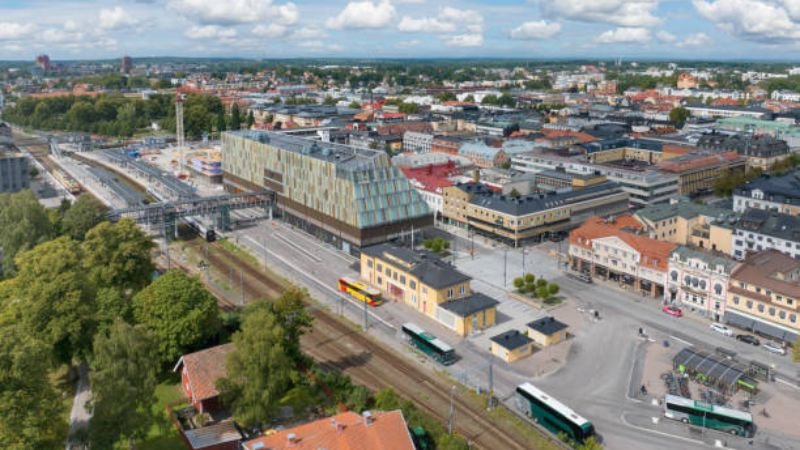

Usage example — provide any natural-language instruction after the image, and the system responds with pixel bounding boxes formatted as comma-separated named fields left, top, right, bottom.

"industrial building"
left=222, top=131, right=433, bottom=253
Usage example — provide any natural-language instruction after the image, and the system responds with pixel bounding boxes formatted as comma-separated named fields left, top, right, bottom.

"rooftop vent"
left=363, top=410, right=374, bottom=425
left=287, top=433, right=298, bottom=444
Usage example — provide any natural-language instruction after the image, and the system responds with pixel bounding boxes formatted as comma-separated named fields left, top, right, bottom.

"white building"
left=403, top=131, right=434, bottom=153
left=731, top=209, right=800, bottom=261
left=771, top=90, right=800, bottom=102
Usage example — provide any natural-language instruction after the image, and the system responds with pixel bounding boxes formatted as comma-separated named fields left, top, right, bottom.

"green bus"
left=515, top=382, right=595, bottom=444
left=401, top=322, right=457, bottom=365
left=663, top=394, right=754, bottom=437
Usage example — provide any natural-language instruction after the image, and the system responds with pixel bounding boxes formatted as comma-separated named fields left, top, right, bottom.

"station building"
left=222, top=131, right=433, bottom=254
left=360, top=243, right=498, bottom=336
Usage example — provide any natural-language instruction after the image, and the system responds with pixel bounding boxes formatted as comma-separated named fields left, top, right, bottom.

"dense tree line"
left=2, top=93, right=225, bottom=139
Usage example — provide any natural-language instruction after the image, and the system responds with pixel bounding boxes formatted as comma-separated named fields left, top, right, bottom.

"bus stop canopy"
left=673, top=348, right=756, bottom=392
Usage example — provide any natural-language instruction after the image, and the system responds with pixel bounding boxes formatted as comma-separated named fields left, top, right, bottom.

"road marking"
left=619, top=412, right=708, bottom=446
left=776, top=378, right=799, bottom=390
left=243, top=235, right=395, bottom=330
left=670, top=335, right=694, bottom=347
left=274, top=221, right=357, bottom=265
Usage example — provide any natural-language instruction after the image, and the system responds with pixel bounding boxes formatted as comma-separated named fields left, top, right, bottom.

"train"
left=183, top=216, right=217, bottom=242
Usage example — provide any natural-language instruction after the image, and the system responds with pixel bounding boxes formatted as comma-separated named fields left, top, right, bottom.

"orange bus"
left=338, top=276, right=382, bottom=306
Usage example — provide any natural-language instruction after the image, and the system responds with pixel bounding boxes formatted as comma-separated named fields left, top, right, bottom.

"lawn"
left=117, top=379, right=187, bottom=450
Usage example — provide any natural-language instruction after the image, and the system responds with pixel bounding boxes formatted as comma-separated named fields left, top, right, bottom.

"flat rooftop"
left=227, top=130, right=386, bottom=172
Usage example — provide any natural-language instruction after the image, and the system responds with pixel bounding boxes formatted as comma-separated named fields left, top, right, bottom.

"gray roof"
left=672, top=245, right=737, bottom=272
left=183, top=421, right=242, bottom=449
left=735, top=170, right=800, bottom=205
left=527, top=316, right=569, bottom=335
left=490, top=329, right=532, bottom=350
left=635, top=199, right=732, bottom=223
left=735, top=208, right=800, bottom=242
left=439, top=292, right=499, bottom=317
left=459, top=180, right=622, bottom=217
left=228, top=130, right=385, bottom=172
left=362, top=243, right=472, bottom=289
left=698, top=133, right=789, bottom=157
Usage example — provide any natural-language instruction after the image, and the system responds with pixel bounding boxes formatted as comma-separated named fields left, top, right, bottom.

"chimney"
left=363, top=410, right=374, bottom=425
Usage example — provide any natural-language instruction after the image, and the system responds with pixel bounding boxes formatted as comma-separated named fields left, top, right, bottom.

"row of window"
left=732, top=296, right=798, bottom=322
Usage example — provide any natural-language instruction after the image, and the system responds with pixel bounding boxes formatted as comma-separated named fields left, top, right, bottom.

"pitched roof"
left=490, top=329, right=532, bottom=351
left=183, top=421, right=242, bottom=449
left=635, top=199, right=732, bottom=223
left=731, top=250, right=800, bottom=298
left=439, top=292, right=499, bottom=317
left=362, top=244, right=472, bottom=289
left=527, top=316, right=569, bottom=335
left=176, top=343, right=233, bottom=402
left=242, top=410, right=414, bottom=450
left=569, top=215, right=677, bottom=271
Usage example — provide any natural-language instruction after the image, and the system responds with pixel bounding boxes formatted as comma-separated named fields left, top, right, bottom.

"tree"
left=89, top=320, right=159, bottom=450
left=547, top=283, right=560, bottom=297
left=349, top=101, right=361, bottom=109
left=61, top=194, right=107, bottom=240
left=536, top=278, right=548, bottom=288
left=133, top=271, right=220, bottom=365
left=215, top=111, right=226, bottom=136
left=229, top=103, right=241, bottom=131
left=81, top=219, right=154, bottom=294
left=481, top=94, right=498, bottom=105
left=11, top=236, right=94, bottom=362
left=246, top=110, right=255, bottom=129
left=436, top=91, right=457, bottom=102
left=0, top=190, right=54, bottom=277
left=577, top=436, right=604, bottom=450
left=271, top=288, right=313, bottom=363
left=496, top=93, right=515, bottom=108
left=464, top=94, right=475, bottom=103
left=524, top=273, right=535, bottom=284
left=217, top=304, right=297, bottom=427
left=509, top=188, right=521, bottom=198
left=513, top=277, right=525, bottom=292
left=535, top=286, right=550, bottom=299
left=398, top=102, right=419, bottom=114
left=793, top=335, right=800, bottom=362
left=323, top=96, right=337, bottom=105
left=669, top=107, right=690, bottom=124
left=0, top=324, right=66, bottom=450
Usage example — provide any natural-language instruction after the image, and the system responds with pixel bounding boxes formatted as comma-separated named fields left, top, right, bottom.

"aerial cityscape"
left=3, top=1, right=800, bottom=450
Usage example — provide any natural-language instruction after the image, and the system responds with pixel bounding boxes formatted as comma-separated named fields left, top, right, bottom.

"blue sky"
left=0, top=0, right=798, bottom=60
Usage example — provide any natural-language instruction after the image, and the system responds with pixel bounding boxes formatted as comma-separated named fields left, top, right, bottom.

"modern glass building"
left=222, top=131, right=432, bottom=253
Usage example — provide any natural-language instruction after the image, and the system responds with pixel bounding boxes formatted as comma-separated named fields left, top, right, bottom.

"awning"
left=724, top=310, right=799, bottom=343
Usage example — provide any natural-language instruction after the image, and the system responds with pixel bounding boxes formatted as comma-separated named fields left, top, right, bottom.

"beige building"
left=634, top=198, right=737, bottom=255
left=490, top=330, right=533, bottom=363
left=725, top=250, right=800, bottom=343
left=360, top=244, right=498, bottom=336
left=527, top=316, right=569, bottom=347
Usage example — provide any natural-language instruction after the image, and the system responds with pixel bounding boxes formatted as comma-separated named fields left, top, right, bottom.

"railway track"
left=171, top=238, right=558, bottom=450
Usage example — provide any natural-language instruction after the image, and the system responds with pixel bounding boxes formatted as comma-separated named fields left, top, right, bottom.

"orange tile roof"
left=178, top=343, right=233, bottom=402
left=540, top=129, right=597, bottom=144
left=242, top=410, right=414, bottom=450
left=569, top=215, right=676, bottom=270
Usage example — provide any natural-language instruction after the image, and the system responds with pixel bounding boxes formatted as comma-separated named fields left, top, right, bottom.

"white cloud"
left=594, top=27, right=651, bottom=44
left=0, top=22, right=35, bottom=40
left=510, top=20, right=561, bottom=40
left=326, top=0, right=396, bottom=29
left=693, top=0, right=800, bottom=42
left=168, top=0, right=298, bottom=25
left=543, top=0, right=661, bottom=27
left=398, top=16, right=456, bottom=33
left=252, top=24, right=326, bottom=40
left=98, top=6, right=139, bottom=30
left=185, top=25, right=237, bottom=39
left=677, top=32, right=712, bottom=47
left=656, top=30, right=677, bottom=43
left=440, top=7, right=483, bottom=32
left=443, top=33, right=483, bottom=47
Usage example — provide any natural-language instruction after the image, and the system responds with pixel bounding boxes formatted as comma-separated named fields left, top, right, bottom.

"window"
left=788, top=298, right=794, bottom=306
left=447, top=288, right=454, bottom=299
left=769, top=307, right=776, bottom=316
left=367, top=259, right=373, bottom=268
left=385, top=267, right=391, bottom=275
left=671, top=271, right=678, bottom=282
left=377, top=276, right=382, bottom=285
left=410, top=280, right=417, bottom=290
left=746, top=300, right=753, bottom=309
left=459, top=285, right=465, bottom=294
left=758, top=304, right=765, bottom=313
left=791, top=314, right=797, bottom=323
left=714, top=284, right=723, bottom=296
left=733, top=296, right=740, bottom=305
left=377, top=263, right=382, bottom=271
left=779, top=310, right=786, bottom=320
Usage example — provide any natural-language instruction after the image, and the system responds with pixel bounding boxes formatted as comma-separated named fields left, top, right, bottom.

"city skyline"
left=3, top=0, right=800, bottom=61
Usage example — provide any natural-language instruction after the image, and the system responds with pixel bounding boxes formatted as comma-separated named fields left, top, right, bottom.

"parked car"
left=762, top=342, right=786, bottom=355
left=735, top=334, right=760, bottom=346
left=710, top=323, right=734, bottom=336
left=661, top=305, right=683, bottom=317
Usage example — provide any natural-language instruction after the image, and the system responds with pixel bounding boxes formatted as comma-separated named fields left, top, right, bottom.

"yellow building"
left=634, top=198, right=738, bottom=255
left=725, top=250, right=800, bottom=344
left=527, top=316, right=569, bottom=347
left=490, top=330, right=534, bottom=363
left=360, top=244, right=498, bottom=336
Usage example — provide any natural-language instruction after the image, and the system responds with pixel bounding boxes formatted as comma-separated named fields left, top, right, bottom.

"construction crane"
left=175, top=92, right=188, bottom=179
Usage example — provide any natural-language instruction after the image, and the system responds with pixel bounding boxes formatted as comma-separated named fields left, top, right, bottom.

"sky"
left=2, top=0, right=800, bottom=61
